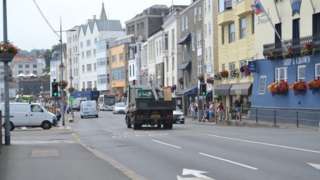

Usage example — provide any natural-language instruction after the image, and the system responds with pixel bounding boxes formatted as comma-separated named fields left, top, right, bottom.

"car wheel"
left=41, top=121, right=52, bottom=130
left=80, top=116, right=83, bottom=119
left=96, top=115, right=99, bottom=118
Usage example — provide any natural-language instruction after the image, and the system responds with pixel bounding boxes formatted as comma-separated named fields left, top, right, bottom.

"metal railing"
left=226, top=106, right=320, bottom=128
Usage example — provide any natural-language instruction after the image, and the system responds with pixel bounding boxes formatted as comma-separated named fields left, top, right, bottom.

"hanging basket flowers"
left=268, top=80, right=289, bottom=95
left=284, top=46, right=294, bottom=58
left=59, top=80, right=68, bottom=90
left=302, top=42, right=314, bottom=56
left=214, top=73, right=222, bottom=80
left=292, top=81, right=307, bottom=92
left=198, top=74, right=205, bottom=82
left=220, top=70, right=229, bottom=78
left=171, top=85, right=177, bottom=92
left=68, top=87, right=75, bottom=93
left=308, top=78, right=320, bottom=90
left=0, top=42, right=18, bottom=62
left=240, top=65, right=251, bottom=77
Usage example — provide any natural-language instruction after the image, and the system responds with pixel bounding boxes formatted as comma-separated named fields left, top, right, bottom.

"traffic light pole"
left=3, top=0, right=11, bottom=145
left=59, top=18, right=65, bottom=127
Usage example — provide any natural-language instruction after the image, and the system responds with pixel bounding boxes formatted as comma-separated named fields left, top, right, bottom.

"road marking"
left=152, top=139, right=182, bottom=149
left=208, top=134, right=320, bottom=154
left=177, top=169, right=215, bottom=180
left=307, top=163, right=320, bottom=170
left=199, top=152, right=258, bottom=170
left=12, top=140, right=75, bottom=145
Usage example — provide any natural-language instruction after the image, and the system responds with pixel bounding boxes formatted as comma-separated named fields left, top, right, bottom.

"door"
left=29, top=104, right=46, bottom=126
left=10, top=104, right=30, bottom=127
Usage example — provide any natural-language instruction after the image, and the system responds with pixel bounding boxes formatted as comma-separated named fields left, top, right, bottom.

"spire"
left=100, top=2, right=107, bottom=20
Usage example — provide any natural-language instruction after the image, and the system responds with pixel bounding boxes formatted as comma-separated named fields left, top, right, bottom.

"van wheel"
left=41, top=121, right=52, bottom=130
left=126, top=117, right=132, bottom=128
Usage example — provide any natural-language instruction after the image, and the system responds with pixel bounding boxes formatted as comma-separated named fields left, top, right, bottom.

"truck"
left=98, top=94, right=116, bottom=111
left=125, top=86, right=175, bottom=130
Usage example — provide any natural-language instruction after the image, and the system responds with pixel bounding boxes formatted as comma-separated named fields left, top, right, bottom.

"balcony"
left=235, top=0, right=253, bottom=16
left=218, top=9, right=234, bottom=25
left=263, top=36, right=320, bottom=60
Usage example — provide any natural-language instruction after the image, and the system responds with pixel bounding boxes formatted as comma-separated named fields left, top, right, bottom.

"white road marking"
left=199, top=152, right=258, bottom=170
left=208, top=134, right=320, bottom=154
left=307, top=163, right=320, bottom=170
left=177, top=169, right=215, bottom=180
left=12, top=140, right=75, bottom=145
left=152, top=139, right=182, bottom=149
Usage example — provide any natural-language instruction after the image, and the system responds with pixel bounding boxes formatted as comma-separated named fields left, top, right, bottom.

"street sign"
left=248, top=61, right=257, bottom=72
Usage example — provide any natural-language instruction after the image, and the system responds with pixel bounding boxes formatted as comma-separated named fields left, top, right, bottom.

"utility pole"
left=3, top=0, right=11, bottom=145
left=59, top=18, right=65, bottom=127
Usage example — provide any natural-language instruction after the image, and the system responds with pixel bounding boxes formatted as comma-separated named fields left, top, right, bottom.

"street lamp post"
left=3, top=0, right=11, bottom=145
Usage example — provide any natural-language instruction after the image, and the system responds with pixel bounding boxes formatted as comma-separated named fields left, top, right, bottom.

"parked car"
left=113, top=102, right=127, bottom=114
left=173, top=106, right=185, bottom=124
left=0, top=102, right=57, bottom=131
left=80, top=100, right=98, bottom=119
left=99, top=104, right=114, bottom=111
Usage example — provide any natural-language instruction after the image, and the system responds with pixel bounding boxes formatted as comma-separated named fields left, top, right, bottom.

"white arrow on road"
left=307, top=163, right=320, bottom=170
left=177, top=169, right=215, bottom=180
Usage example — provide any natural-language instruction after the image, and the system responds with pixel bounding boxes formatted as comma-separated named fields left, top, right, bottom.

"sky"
left=0, top=0, right=190, bottom=51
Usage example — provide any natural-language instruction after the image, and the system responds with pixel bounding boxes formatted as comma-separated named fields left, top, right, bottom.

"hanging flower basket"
left=0, top=42, right=18, bottom=62
left=207, top=77, right=214, bottom=84
left=302, top=42, right=314, bottom=56
left=284, top=47, right=293, bottom=58
left=178, top=77, right=184, bottom=85
left=220, top=70, right=229, bottom=78
left=230, top=70, right=240, bottom=79
left=292, top=81, right=307, bottom=92
left=59, top=80, right=68, bottom=89
left=268, top=80, right=289, bottom=95
left=198, top=74, right=205, bottom=82
left=308, top=79, right=320, bottom=90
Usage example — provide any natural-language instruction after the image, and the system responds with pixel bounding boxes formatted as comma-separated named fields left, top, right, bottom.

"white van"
left=0, top=103, right=57, bottom=131
left=80, top=100, right=98, bottom=119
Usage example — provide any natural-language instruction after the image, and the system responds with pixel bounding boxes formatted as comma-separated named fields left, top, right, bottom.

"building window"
left=275, top=67, right=287, bottom=82
left=33, top=64, right=37, bottom=68
left=275, top=23, right=282, bottom=48
left=25, top=64, right=30, bottom=68
left=259, top=76, right=267, bottom=95
left=80, top=42, right=83, bottom=48
left=86, top=64, right=92, bottom=72
left=198, top=7, right=202, bottom=21
left=172, top=56, right=175, bottom=71
left=86, top=50, right=91, bottom=58
left=292, top=19, right=300, bottom=46
left=18, top=71, right=23, bottom=74
left=313, top=13, right=320, bottom=41
left=185, top=16, right=188, bottom=30
left=221, top=25, right=225, bottom=44
left=87, top=81, right=92, bottom=89
left=94, top=63, right=96, bottom=71
left=82, top=65, right=85, bottom=72
left=33, top=71, right=37, bottom=75
left=229, top=62, right=236, bottom=71
left=93, top=49, right=96, bottom=57
left=166, top=58, right=169, bottom=73
left=81, top=52, right=84, bottom=58
left=194, top=8, right=197, bottom=23
left=86, top=40, right=91, bottom=47
left=297, top=65, right=306, bottom=81
left=251, top=13, right=255, bottom=34
left=112, top=55, right=117, bottom=62
left=315, top=63, right=320, bottom=79
left=171, top=29, right=175, bottom=51
left=228, top=22, right=235, bottom=43
left=82, top=82, right=85, bottom=89
left=239, top=17, right=247, bottom=39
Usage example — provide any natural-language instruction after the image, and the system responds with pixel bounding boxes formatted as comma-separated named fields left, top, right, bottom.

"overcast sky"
left=0, top=0, right=190, bottom=51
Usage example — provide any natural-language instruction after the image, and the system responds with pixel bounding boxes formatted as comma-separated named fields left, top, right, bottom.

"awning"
left=178, top=61, right=191, bottom=70
left=178, top=33, right=191, bottom=45
left=214, top=84, right=231, bottom=96
left=230, top=83, right=252, bottom=96
left=176, top=86, right=198, bottom=96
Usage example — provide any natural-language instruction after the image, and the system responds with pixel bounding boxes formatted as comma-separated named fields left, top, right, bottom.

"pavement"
left=0, top=127, right=130, bottom=180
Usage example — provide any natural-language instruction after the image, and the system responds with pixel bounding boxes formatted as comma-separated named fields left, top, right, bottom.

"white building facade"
left=66, top=3, right=123, bottom=91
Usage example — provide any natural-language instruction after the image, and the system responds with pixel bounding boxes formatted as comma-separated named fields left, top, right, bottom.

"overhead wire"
left=32, top=0, right=60, bottom=38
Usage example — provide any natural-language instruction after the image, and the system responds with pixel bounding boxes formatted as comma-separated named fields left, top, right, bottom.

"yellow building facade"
left=216, top=0, right=256, bottom=110
left=108, top=44, right=127, bottom=95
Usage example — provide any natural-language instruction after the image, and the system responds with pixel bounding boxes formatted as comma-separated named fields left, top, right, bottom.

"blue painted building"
left=251, top=55, right=320, bottom=125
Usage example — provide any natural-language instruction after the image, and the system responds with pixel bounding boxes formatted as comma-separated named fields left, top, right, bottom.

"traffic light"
left=200, top=83, right=207, bottom=96
left=52, top=81, right=59, bottom=97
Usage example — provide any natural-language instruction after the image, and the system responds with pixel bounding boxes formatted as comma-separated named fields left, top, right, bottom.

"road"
left=72, top=111, right=320, bottom=180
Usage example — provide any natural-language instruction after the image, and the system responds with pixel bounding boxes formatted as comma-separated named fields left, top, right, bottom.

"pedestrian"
left=234, top=99, right=241, bottom=120
left=209, top=102, right=215, bottom=122
left=189, top=102, right=195, bottom=120
left=217, top=102, right=225, bottom=122
left=194, top=102, right=198, bottom=120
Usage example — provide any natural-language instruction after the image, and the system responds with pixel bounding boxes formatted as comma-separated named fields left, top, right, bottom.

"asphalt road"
left=72, top=111, right=320, bottom=180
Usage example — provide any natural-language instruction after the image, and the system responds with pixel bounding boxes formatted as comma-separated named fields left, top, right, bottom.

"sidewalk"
left=0, top=128, right=130, bottom=180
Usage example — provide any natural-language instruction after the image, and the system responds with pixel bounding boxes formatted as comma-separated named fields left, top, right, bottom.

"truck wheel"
left=133, top=123, right=140, bottom=130
left=157, top=123, right=161, bottom=129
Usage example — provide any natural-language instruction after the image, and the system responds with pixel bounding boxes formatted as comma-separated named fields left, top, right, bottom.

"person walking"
left=217, top=102, right=225, bottom=122
left=234, top=99, right=242, bottom=120
left=189, top=102, right=195, bottom=120
left=209, top=102, right=215, bottom=122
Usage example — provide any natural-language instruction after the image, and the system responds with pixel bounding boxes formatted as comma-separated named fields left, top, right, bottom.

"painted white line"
left=152, top=139, right=182, bottom=149
left=12, top=140, right=75, bottom=145
left=199, top=152, right=258, bottom=170
left=208, top=134, right=320, bottom=154
left=307, top=163, right=320, bottom=170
